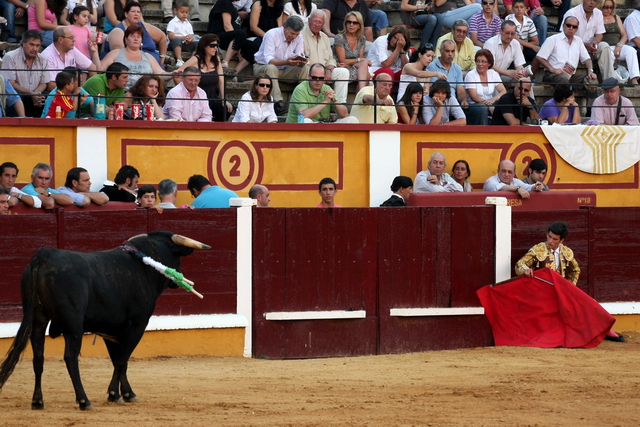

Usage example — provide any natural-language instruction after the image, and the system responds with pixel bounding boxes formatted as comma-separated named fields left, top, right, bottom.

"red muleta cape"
left=477, top=269, right=615, bottom=348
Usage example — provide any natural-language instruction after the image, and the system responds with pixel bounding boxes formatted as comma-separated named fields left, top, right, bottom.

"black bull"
left=0, top=231, right=210, bottom=410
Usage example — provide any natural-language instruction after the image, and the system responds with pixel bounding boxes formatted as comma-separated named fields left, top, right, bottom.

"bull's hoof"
left=107, top=391, right=123, bottom=404
left=31, top=400, right=44, bottom=410
left=78, top=400, right=93, bottom=410
left=123, top=394, right=139, bottom=403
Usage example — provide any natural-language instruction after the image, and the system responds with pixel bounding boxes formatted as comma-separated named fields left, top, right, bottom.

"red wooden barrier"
left=0, top=208, right=237, bottom=322
left=10, top=202, right=137, bottom=214
left=252, top=208, right=378, bottom=359
left=408, top=191, right=597, bottom=210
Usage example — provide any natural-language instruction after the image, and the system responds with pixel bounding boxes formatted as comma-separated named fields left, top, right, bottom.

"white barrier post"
left=486, top=197, right=512, bottom=283
left=76, top=127, right=108, bottom=192
left=369, top=131, right=401, bottom=207
left=230, top=197, right=256, bottom=357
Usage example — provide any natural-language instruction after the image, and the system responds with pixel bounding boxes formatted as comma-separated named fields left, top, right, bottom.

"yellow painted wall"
left=0, top=126, right=77, bottom=188
left=401, top=130, right=640, bottom=206
left=107, top=128, right=370, bottom=208
left=0, top=328, right=245, bottom=359
left=2, top=125, right=639, bottom=208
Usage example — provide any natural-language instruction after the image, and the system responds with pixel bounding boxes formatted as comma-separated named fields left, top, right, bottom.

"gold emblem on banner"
left=580, top=126, right=626, bottom=174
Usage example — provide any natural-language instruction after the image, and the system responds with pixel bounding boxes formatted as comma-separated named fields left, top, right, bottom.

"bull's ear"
left=171, top=234, right=211, bottom=250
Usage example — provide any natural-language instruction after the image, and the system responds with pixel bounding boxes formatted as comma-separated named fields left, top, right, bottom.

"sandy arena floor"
left=1, top=334, right=639, bottom=427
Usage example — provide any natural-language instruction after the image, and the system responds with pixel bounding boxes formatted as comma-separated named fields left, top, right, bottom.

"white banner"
left=541, top=125, right=640, bottom=174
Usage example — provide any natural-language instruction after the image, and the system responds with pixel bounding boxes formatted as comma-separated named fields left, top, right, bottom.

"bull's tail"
left=0, top=256, right=39, bottom=389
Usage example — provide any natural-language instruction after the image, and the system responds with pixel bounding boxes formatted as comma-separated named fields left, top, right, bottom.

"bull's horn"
left=127, top=234, right=148, bottom=242
left=172, top=234, right=211, bottom=249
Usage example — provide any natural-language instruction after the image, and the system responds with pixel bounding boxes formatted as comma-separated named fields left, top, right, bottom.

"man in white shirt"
left=624, top=0, right=640, bottom=66
left=414, top=152, right=463, bottom=193
left=483, top=20, right=527, bottom=84
left=562, top=0, right=615, bottom=82
left=483, top=159, right=544, bottom=198
left=536, top=16, right=598, bottom=87
left=253, top=16, right=310, bottom=115
left=302, top=10, right=350, bottom=103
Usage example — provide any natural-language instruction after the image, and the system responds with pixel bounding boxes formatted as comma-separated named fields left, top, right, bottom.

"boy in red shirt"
left=46, top=72, right=87, bottom=118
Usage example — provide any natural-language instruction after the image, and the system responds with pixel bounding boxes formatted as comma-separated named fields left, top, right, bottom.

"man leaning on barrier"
left=483, top=159, right=544, bottom=198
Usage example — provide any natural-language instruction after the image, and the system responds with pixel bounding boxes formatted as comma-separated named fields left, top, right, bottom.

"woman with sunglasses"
left=397, top=44, right=445, bottom=101
left=396, top=82, right=424, bottom=124
left=233, top=74, right=278, bottom=123
left=178, top=34, right=233, bottom=122
left=334, top=11, right=371, bottom=92
left=600, top=0, right=639, bottom=85
left=464, top=49, right=506, bottom=125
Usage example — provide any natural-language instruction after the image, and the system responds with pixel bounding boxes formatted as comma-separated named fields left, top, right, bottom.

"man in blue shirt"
left=187, top=174, right=238, bottom=208
left=427, top=40, right=482, bottom=125
left=21, top=162, right=73, bottom=207
left=0, top=77, right=25, bottom=117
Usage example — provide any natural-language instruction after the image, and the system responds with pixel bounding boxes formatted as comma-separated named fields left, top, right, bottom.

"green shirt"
left=285, top=81, right=334, bottom=123
left=80, top=73, right=125, bottom=114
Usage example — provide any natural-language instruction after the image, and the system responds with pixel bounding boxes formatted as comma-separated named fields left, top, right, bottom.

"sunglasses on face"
left=257, top=83, right=271, bottom=88
left=422, top=43, right=433, bottom=49
left=602, top=5, right=614, bottom=9
left=564, top=23, right=578, bottom=29
left=482, top=1, right=495, bottom=5
left=208, top=43, right=219, bottom=48
left=346, top=20, right=359, bottom=25
left=310, top=75, right=324, bottom=80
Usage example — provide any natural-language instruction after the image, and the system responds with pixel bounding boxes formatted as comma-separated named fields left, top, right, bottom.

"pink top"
left=316, top=203, right=342, bottom=207
left=69, top=25, right=92, bottom=59
left=28, top=2, right=57, bottom=31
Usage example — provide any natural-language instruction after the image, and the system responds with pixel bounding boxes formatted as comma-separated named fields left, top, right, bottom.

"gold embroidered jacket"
left=515, top=242, right=581, bottom=285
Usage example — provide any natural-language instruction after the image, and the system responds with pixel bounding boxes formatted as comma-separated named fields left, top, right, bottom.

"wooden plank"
left=379, top=316, right=493, bottom=354
left=59, top=209, right=149, bottom=251
left=252, top=208, right=287, bottom=357
left=450, top=206, right=495, bottom=307
left=0, top=213, right=58, bottom=321
left=435, top=207, right=452, bottom=307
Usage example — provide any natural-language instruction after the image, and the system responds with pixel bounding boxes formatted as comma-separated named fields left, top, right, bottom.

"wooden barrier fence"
left=1, top=205, right=639, bottom=359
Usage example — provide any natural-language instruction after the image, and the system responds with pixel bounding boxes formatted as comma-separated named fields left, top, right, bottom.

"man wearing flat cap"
left=380, top=176, right=413, bottom=206
left=521, top=159, right=550, bottom=191
left=590, top=77, right=639, bottom=125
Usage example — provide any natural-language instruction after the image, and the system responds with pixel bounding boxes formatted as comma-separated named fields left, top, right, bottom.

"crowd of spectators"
left=0, top=0, right=638, bottom=124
